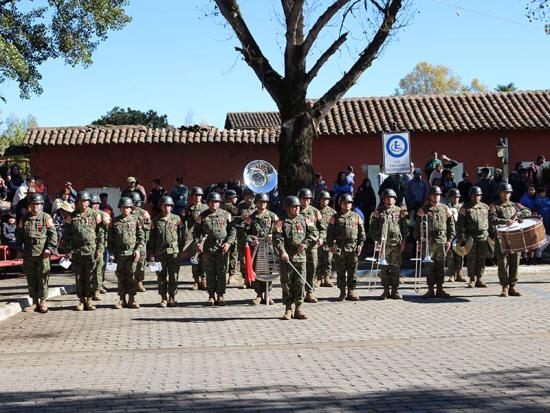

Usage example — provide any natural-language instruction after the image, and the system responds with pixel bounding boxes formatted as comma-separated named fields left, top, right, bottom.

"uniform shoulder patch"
left=372, top=209, right=380, bottom=218
left=328, top=215, right=335, bottom=225
left=46, top=216, right=55, bottom=229
left=95, top=211, right=102, bottom=225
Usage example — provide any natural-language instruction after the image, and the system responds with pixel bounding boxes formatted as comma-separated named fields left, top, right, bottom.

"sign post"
left=382, top=132, right=411, bottom=174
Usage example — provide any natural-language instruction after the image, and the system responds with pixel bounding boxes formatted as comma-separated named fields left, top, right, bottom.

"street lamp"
left=496, top=137, right=509, bottom=179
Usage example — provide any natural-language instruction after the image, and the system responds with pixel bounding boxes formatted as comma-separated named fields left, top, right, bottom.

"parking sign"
left=382, top=132, right=411, bottom=174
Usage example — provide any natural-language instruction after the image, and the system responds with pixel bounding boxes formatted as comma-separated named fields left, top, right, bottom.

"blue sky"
left=0, top=0, right=548, bottom=129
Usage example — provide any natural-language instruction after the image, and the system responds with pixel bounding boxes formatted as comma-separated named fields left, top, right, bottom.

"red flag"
left=244, top=243, right=256, bottom=283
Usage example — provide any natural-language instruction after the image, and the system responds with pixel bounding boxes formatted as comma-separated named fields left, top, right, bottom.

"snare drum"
left=496, top=216, right=548, bottom=254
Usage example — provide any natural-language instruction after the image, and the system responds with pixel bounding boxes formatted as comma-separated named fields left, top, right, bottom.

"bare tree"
left=214, top=0, right=405, bottom=196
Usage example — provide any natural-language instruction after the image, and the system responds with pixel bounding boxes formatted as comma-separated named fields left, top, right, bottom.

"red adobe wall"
left=30, top=129, right=548, bottom=195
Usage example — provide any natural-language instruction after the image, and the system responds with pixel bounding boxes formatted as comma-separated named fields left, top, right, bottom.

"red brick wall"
left=30, top=129, right=548, bottom=195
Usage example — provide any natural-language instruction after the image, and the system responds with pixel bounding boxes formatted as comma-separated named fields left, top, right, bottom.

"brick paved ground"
left=1, top=264, right=550, bottom=412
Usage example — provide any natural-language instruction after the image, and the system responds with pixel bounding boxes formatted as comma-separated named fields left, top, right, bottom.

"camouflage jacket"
left=245, top=209, right=279, bottom=243
left=489, top=200, right=531, bottom=238
left=16, top=212, right=58, bottom=258
left=150, top=213, right=184, bottom=256
left=369, top=205, right=407, bottom=247
left=109, top=214, right=145, bottom=257
left=456, top=201, right=490, bottom=241
left=326, top=210, right=366, bottom=253
left=414, top=203, right=456, bottom=244
left=64, top=208, right=105, bottom=256
left=299, top=205, right=326, bottom=247
left=193, top=208, right=236, bottom=253
left=272, top=214, right=319, bottom=263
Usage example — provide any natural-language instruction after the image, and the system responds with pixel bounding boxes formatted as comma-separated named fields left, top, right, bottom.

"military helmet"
left=190, top=186, right=204, bottom=196
left=284, top=196, right=301, bottom=208
left=28, top=193, right=44, bottom=204
left=207, top=192, right=222, bottom=203
left=297, top=188, right=313, bottom=199
left=90, top=194, right=101, bottom=204
left=129, top=191, right=142, bottom=206
left=225, top=189, right=238, bottom=199
left=160, top=196, right=174, bottom=206
left=429, top=186, right=442, bottom=196
left=339, top=193, right=353, bottom=204
left=381, top=189, right=397, bottom=199
left=118, top=197, right=134, bottom=208
left=254, top=193, right=269, bottom=203
left=319, top=191, right=331, bottom=200
left=76, top=191, right=91, bottom=202
left=498, top=182, right=513, bottom=193
left=243, top=188, right=255, bottom=197
left=448, top=188, right=460, bottom=198
left=469, top=186, right=483, bottom=196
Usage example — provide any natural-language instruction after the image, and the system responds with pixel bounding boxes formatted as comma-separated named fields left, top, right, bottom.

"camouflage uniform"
left=16, top=211, right=57, bottom=306
left=182, top=202, right=208, bottom=287
left=415, top=203, right=455, bottom=293
left=109, top=213, right=145, bottom=299
left=317, top=205, right=337, bottom=284
left=456, top=201, right=490, bottom=283
left=64, top=208, right=106, bottom=305
left=369, top=205, right=407, bottom=294
left=222, top=201, right=240, bottom=278
left=193, top=208, right=236, bottom=299
left=446, top=199, right=464, bottom=279
left=93, top=211, right=110, bottom=297
left=272, top=215, right=318, bottom=307
left=326, top=210, right=365, bottom=298
left=489, top=200, right=531, bottom=288
left=235, top=200, right=256, bottom=285
left=300, top=205, right=326, bottom=298
left=150, top=213, right=184, bottom=300
left=245, top=209, right=279, bottom=298
left=132, top=206, right=151, bottom=289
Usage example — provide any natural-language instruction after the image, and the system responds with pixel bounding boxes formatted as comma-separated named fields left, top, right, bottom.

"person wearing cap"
left=182, top=187, right=208, bottom=290
left=415, top=186, right=455, bottom=298
left=273, top=196, right=319, bottom=320
left=15, top=193, right=58, bottom=314
left=298, top=188, right=326, bottom=303
left=91, top=194, right=111, bottom=299
left=222, top=189, right=240, bottom=283
left=193, top=192, right=236, bottom=306
left=121, top=176, right=144, bottom=204
left=316, top=191, right=336, bottom=287
left=327, top=193, right=365, bottom=301
left=64, top=191, right=107, bottom=311
left=445, top=188, right=466, bottom=282
left=149, top=196, right=185, bottom=307
left=129, top=192, right=151, bottom=293
left=370, top=188, right=407, bottom=299
left=109, top=197, right=145, bottom=309
left=456, top=186, right=490, bottom=288
left=489, top=183, right=531, bottom=297
left=244, top=192, right=279, bottom=305
left=235, top=189, right=256, bottom=288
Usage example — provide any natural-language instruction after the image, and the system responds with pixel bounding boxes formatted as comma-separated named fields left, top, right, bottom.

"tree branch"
left=307, top=32, right=348, bottom=82
left=311, top=0, right=403, bottom=121
left=214, top=0, right=284, bottom=103
left=302, top=0, right=351, bottom=57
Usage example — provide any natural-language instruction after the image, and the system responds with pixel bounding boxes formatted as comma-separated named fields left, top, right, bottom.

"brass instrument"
left=411, top=214, right=433, bottom=293
left=366, top=218, right=389, bottom=291
left=243, top=160, right=278, bottom=193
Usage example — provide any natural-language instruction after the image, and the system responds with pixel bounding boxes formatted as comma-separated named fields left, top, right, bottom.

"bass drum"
left=496, top=216, right=548, bottom=254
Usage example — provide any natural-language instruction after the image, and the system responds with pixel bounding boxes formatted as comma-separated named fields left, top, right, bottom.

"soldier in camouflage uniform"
left=16, top=193, right=58, bottom=314
left=415, top=186, right=455, bottom=298
left=445, top=188, right=466, bottom=282
left=91, top=194, right=111, bottom=301
left=222, top=189, right=240, bottom=283
left=149, top=196, right=184, bottom=307
left=194, top=192, right=236, bottom=306
left=109, top=197, right=145, bottom=309
left=244, top=193, right=279, bottom=305
left=456, top=186, right=490, bottom=288
left=327, top=194, right=365, bottom=301
left=64, top=191, right=106, bottom=311
left=298, top=188, right=326, bottom=303
left=236, top=188, right=256, bottom=288
left=273, top=196, right=318, bottom=320
left=182, top=187, right=208, bottom=290
left=129, top=191, right=151, bottom=293
left=489, top=183, right=531, bottom=297
left=370, top=189, right=407, bottom=299
left=317, top=191, right=336, bottom=287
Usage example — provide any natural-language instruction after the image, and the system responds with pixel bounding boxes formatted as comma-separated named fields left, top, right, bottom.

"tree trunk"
left=278, top=111, right=315, bottom=198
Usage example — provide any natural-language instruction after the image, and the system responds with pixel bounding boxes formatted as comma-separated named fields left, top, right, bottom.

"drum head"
left=497, top=217, right=541, bottom=232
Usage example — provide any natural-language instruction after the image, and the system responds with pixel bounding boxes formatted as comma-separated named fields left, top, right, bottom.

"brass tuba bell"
left=243, top=160, right=278, bottom=193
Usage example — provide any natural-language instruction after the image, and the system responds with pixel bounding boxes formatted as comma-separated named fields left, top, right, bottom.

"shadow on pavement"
left=132, top=315, right=280, bottom=323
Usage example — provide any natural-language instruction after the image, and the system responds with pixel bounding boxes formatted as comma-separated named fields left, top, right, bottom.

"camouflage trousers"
left=156, top=253, right=180, bottom=297
left=94, top=249, right=105, bottom=291
left=116, top=255, right=137, bottom=296
left=23, top=256, right=50, bottom=300
left=227, top=243, right=238, bottom=275
left=135, top=254, right=147, bottom=283
left=305, top=246, right=318, bottom=293
left=495, top=240, right=519, bottom=286
left=447, top=249, right=463, bottom=276
left=333, top=251, right=359, bottom=290
left=254, top=279, right=272, bottom=295
left=466, top=239, right=489, bottom=280
left=280, top=259, right=306, bottom=306
left=73, top=254, right=97, bottom=299
left=316, top=247, right=333, bottom=278
left=203, top=250, right=229, bottom=295
left=426, top=242, right=446, bottom=286
left=380, top=245, right=402, bottom=289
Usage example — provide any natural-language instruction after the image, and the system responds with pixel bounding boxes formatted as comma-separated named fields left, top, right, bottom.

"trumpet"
left=411, top=214, right=433, bottom=293
left=366, top=218, right=389, bottom=291
left=190, top=235, right=207, bottom=265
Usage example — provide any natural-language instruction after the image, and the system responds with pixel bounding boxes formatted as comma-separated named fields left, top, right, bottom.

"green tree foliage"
left=0, top=113, right=37, bottom=153
left=0, top=0, right=131, bottom=99
left=495, top=82, right=517, bottom=92
left=395, top=62, right=489, bottom=96
left=92, top=107, right=170, bottom=129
